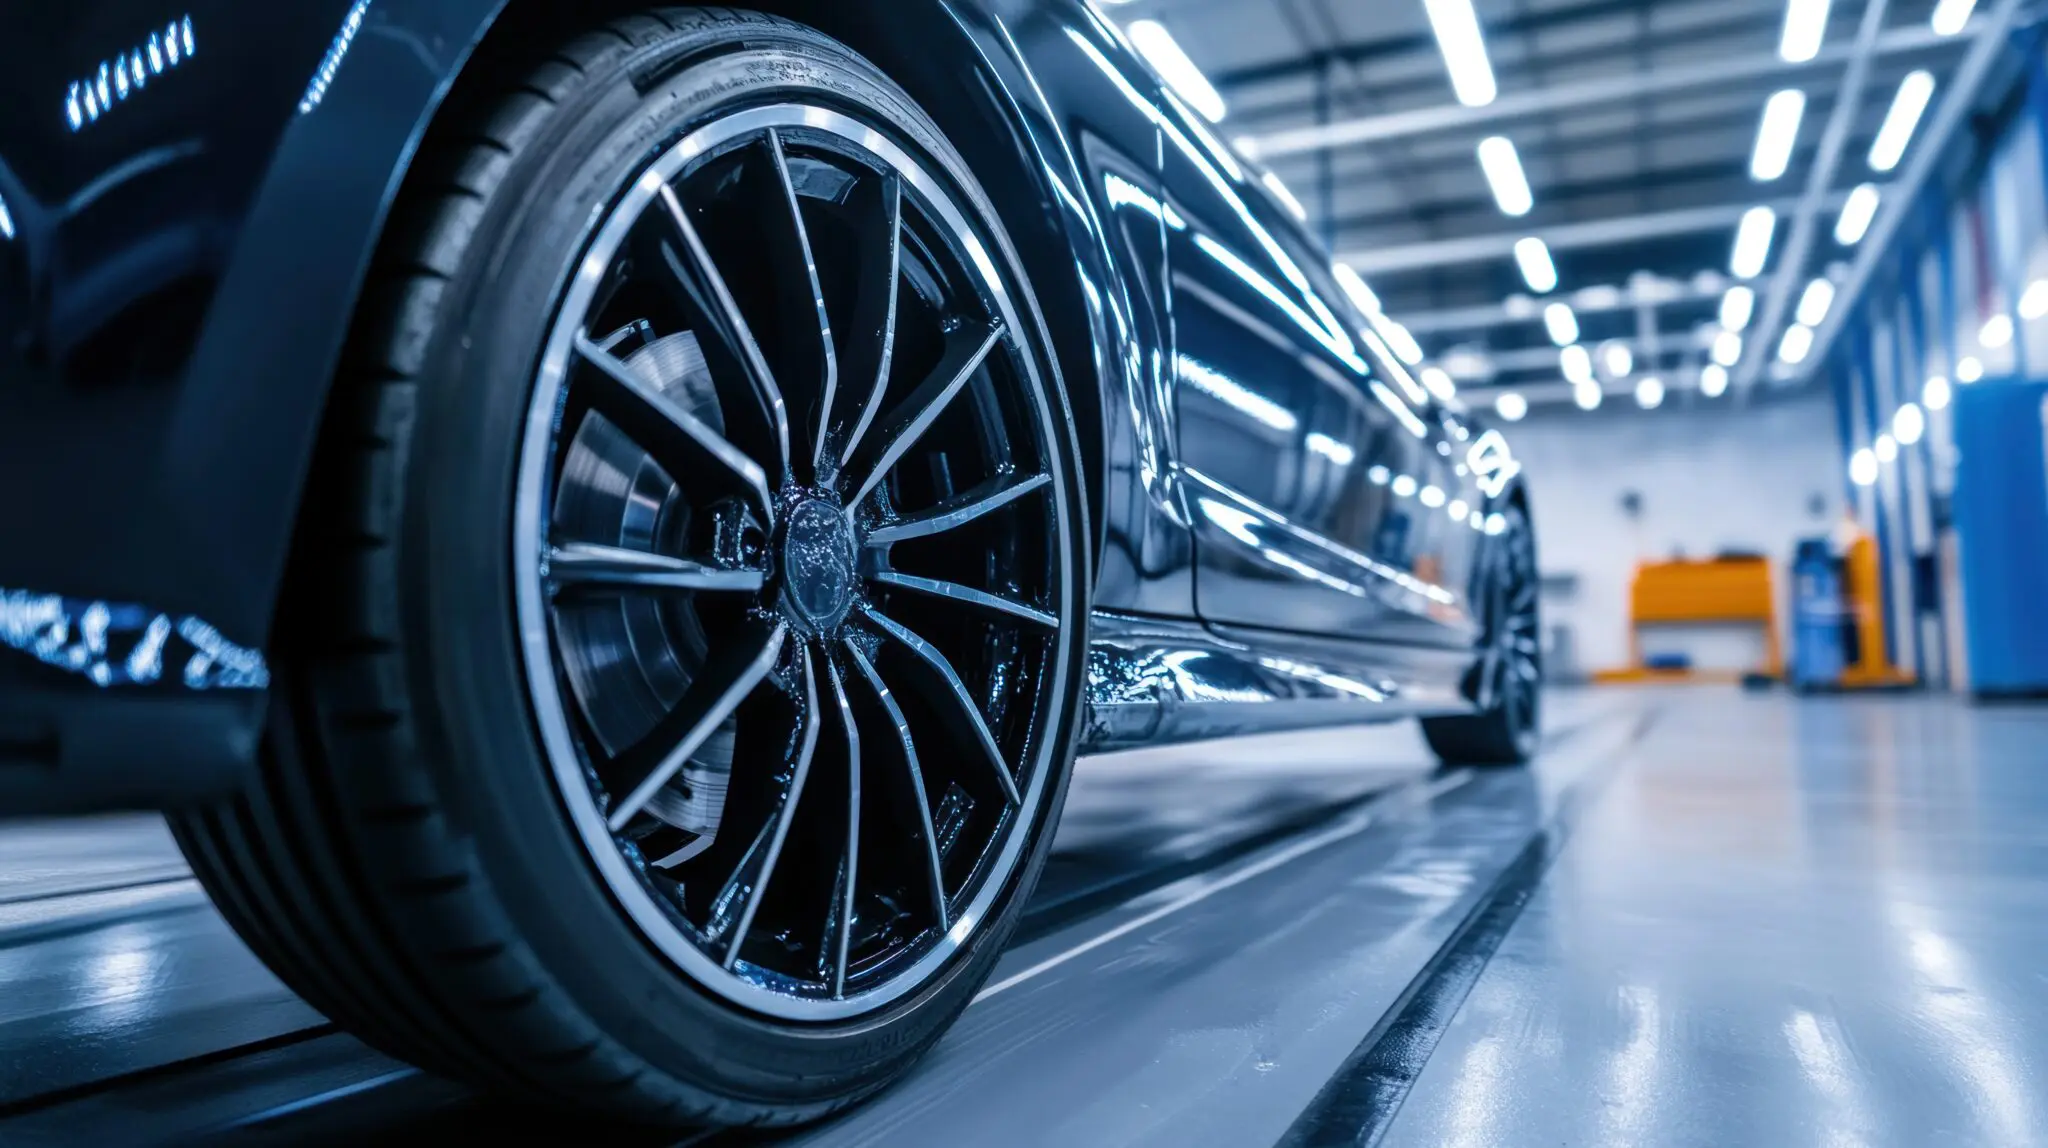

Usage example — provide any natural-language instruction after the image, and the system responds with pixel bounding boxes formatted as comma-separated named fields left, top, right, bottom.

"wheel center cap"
left=779, top=499, right=857, bottom=632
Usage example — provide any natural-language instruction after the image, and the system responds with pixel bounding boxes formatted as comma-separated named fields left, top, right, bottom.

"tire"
left=171, top=8, right=1090, bottom=1130
left=1421, top=503, right=1540, bottom=767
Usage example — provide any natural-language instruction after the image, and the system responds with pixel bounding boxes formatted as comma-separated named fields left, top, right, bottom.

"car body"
left=0, top=0, right=1528, bottom=817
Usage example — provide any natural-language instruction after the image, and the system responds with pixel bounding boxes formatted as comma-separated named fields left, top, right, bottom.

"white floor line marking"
left=973, top=769, right=1476, bottom=1003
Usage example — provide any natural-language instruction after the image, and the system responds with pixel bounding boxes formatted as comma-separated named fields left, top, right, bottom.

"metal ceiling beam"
left=1803, top=0, right=2023, bottom=389
left=1241, top=20, right=1974, bottom=159
left=1735, top=0, right=1890, bottom=400
left=1336, top=192, right=1856, bottom=275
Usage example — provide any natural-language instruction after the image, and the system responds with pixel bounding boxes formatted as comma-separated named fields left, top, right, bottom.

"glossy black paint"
left=0, top=0, right=1524, bottom=810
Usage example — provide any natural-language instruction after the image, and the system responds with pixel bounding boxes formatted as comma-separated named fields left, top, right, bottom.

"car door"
left=1151, top=93, right=1470, bottom=646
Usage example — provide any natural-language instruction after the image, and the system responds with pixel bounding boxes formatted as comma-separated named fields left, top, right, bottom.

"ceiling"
left=1093, top=0, right=2001, bottom=415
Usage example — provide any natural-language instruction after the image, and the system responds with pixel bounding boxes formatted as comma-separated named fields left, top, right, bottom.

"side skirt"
left=1081, top=611, right=1479, bottom=754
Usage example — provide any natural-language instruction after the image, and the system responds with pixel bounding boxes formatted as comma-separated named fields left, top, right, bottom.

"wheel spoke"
left=572, top=330, right=775, bottom=524
left=823, top=656, right=861, bottom=998
left=549, top=541, right=764, bottom=594
left=838, top=173, right=903, bottom=468
left=761, top=130, right=841, bottom=477
left=653, top=180, right=793, bottom=478
left=607, top=620, right=790, bottom=831
left=864, top=473, right=1051, bottom=548
left=715, top=643, right=822, bottom=968
left=847, top=321, right=1006, bottom=509
left=870, top=572, right=1056, bottom=629
left=845, top=640, right=947, bottom=930
left=859, top=605, right=1019, bottom=807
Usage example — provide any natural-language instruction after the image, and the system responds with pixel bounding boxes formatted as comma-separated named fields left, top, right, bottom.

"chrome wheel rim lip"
left=512, top=103, right=1076, bottom=1022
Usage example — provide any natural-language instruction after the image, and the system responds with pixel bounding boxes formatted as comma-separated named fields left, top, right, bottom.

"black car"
left=0, top=0, right=1538, bottom=1128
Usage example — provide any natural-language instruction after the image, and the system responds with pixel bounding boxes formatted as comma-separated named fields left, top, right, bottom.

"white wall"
left=1506, top=390, right=1845, bottom=677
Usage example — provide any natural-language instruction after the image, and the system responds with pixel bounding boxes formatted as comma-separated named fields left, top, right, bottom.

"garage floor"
left=2, top=687, right=2045, bottom=1146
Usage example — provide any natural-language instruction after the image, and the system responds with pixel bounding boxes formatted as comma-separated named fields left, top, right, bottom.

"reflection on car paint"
left=300, top=0, right=374, bottom=114
left=1, top=587, right=269, bottom=690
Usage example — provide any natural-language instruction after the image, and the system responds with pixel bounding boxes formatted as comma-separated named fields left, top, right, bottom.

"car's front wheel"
left=1422, top=503, right=1540, bottom=766
left=172, top=8, right=1088, bottom=1128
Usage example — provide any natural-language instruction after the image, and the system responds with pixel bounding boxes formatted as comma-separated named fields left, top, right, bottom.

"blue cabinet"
left=1951, top=378, right=2048, bottom=696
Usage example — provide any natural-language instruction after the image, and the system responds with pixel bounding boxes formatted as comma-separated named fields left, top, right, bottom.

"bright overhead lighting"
left=1779, top=323, right=1816, bottom=364
left=1333, top=263, right=1382, bottom=315
left=1377, top=315, right=1425, bottom=365
left=1423, top=0, right=1498, bottom=108
left=1924, top=375, right=1952, bottom=409
left=1875, top=432, right=1899, bottom=463
left=1731, top=206, right=1778, bottom=279
left=1712, top=330, right=1744, bottom=367
left=1932, top=0, right=1977, bottom=36
left=1601, top=341, right=1634, bottom=378
left=1635, top=376, right=1666, bottom=409
left=1126, top=20, right=1227, bottom=124
left=1751, top=89, right=1808, bottom=181
left=1700, top=363, right=1731, bottom=397
left=1835, top=183, right=1881, bottom=244
left=1796, top=278, right=1836, bottom=326
left=2020, top=280, right=2048, bottom=320
left=1573, top=381, right=1603, bottom=411
left=1543, top=302, right=1580, bottom=346
left=1850, top=447, right=1879, bottom=486
left=1392, top=473, right=1419, bottom=498
left=1720, top=285, right=1757, bottom=332
left=1957, top=355, right=1984, bottom=383
left=1781, top=0, right=1832, bottom=63
left=1870, top=71, right=1935, bottom=173
left=1420, top=484, right=1448, bottom=508
left=1495, top=391, right=1529, bottom=421
left=1261, top=170, right=1307, bottom=222
left=1514, top=236, right=1558, bottom=293
left=1476, top=136, right=1534, bottom=216
left=1560, top=344, right=1594, bottom=384
left=1981, top=313, right=2014, bottom=348
left=1895, top=402, right=1927, bottom=445
left=1420, top=366, right=1459, bottom=401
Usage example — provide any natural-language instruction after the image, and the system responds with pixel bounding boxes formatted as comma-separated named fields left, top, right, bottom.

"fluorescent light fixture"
left=1850, top=447, right=1878, bottom=486
left=1560, top=344, right=1594, bottom=384
left=1796, top=278, right=1836, bottom=326
left=1485, top=513, right=1508, bottom=535
left=1495, top=392, right=1528, bottom=421
left=1333, top=263, right=1381, bottom=315
left=1368, top=465, right=1391, bottom=485
left=0, top=191, right=12, bottom=242
left=1835, top=183, right=1881, bottom=244
left=1924, top=375, right=1952, bottom=409
left=1894, top=402, right=1927, bottom=445
left=1573, top=381, right=1603, bottom=411
left=1957, top=355, right=1983, bottom=382
left=1932, top=0, right=1977, bottom=36
left=1423, top=0, right=1498, bottom=108
left=1126, top=20, right=1227, bottom=123
left=1731, top=206, right=1778, bottom=279
left=1261, top=170, right=1307, bottom=222
left=1543, top=302, right=1580, bottom=346
left=1420, top=484, right=1448, bottom=509
left=1720, top=285, right=1757, bottom=332
left=1392, top=474, right=1419, bottom=498
left=1875, top=432, right=1899, bottom=463
left=1306, top=431, right=1356, bottom=466
left=1779, top=323, right=1815, bottom=364
left=1514, top=236, right=1558, bottom=293
left=1602, top=341, right=1634, bottom=378
left=1420, top=366, right=1458, bottom=401
left=2020, top=279, right=2048, bottom=321
left=1636, top=376, right=1666, bottom=409
left=1781, top=0, right=1832, bottom=63
left=1712, top=330, right=1744, bottom=367
left=1477, top=136, right=1534, bottom=216
left=1870, top=71, right=1935, bottom=173
left=1448, top=499, right=1470, bottom=521
left=1700, top=363, right=1731, bottom=397
left=1751, top=89, right=1807, bottom=181
left=1981, top=313, right=2015, bottom=348
left=1377, top=315, right=1425, bottom=365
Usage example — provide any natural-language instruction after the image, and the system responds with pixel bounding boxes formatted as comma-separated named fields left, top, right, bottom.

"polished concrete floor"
left=1, top=687, right=2045, bottom=1146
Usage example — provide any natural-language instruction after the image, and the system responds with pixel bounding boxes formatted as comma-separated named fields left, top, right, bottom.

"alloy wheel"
left=512, top=104, right=1079, bottom=1020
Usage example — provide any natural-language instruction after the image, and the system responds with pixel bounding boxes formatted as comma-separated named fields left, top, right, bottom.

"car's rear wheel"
left=171, top=8, right=1088, bottom=1128
left=1422, top=504, right=1540, bottom=766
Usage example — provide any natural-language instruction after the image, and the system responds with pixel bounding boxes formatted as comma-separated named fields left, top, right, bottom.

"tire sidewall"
left=396, top=22, right=1089, bottom=1108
